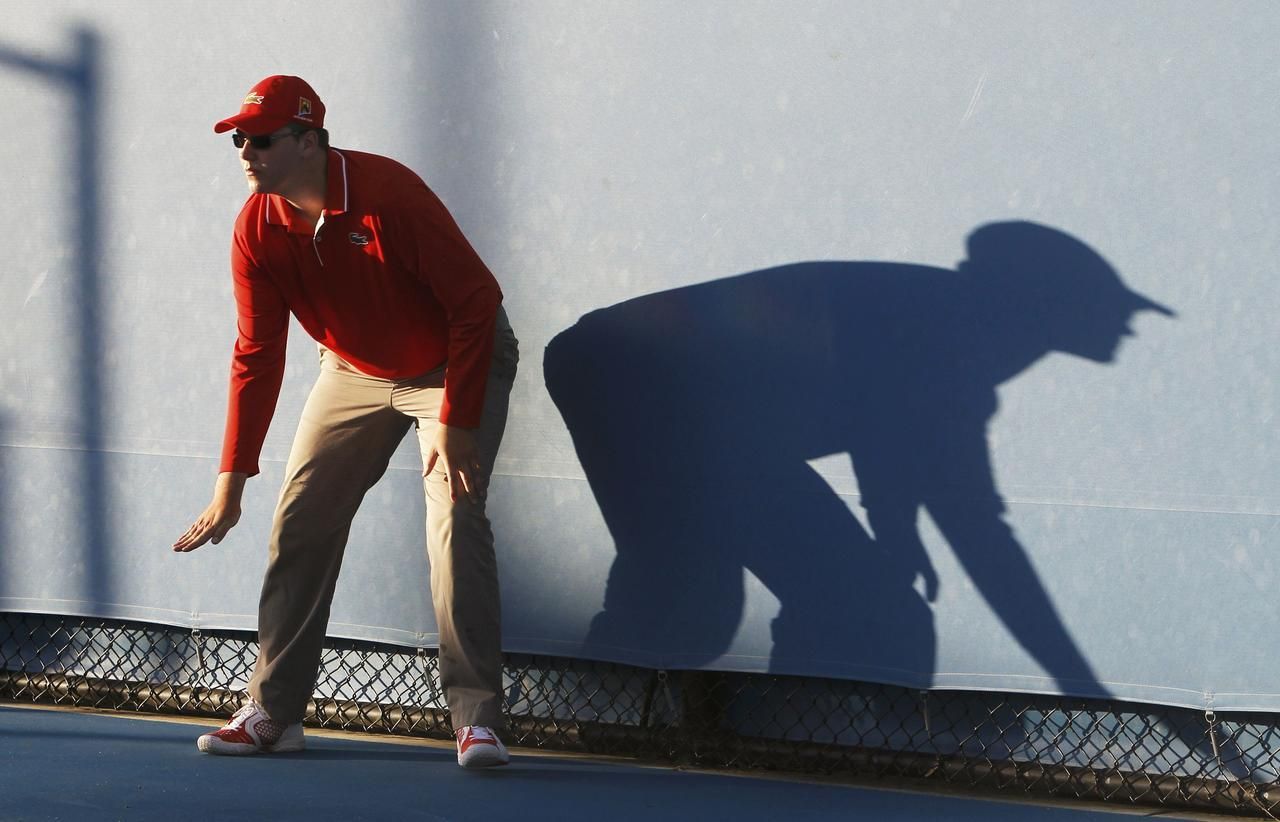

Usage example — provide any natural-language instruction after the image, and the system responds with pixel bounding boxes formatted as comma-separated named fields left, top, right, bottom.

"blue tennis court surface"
left=0, top=704, right=1221, bottom=821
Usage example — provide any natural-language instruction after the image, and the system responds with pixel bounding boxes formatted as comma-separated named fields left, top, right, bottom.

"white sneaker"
left=196, top=699, right=305, bottom=755
left=455, top=725, right=509, bottom=768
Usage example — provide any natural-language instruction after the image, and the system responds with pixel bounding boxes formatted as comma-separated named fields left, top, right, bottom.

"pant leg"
left=249, top=354, right=412, bottom=724
left=392, top=316, right=518, bottom=728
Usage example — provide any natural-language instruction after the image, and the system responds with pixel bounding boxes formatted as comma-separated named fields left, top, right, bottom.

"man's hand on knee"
left=425, top=424, right=485, bottom=503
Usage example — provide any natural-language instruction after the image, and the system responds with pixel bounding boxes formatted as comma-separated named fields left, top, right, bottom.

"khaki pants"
left=248, top=311, right=518, bottom=728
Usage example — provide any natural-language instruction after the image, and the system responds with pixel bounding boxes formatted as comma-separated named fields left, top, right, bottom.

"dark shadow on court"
left=545, top=222, right=1173, bottom=703
left=0, top=706, right=1163, bottom=822
left=0, top=28, right=112, bottom=608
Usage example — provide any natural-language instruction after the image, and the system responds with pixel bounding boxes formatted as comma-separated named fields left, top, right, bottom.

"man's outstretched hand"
left=173, top=472, right=247, bottom=552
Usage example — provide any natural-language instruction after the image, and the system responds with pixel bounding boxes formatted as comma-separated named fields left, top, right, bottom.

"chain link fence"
left=2, top=611, right=1277, bottom=817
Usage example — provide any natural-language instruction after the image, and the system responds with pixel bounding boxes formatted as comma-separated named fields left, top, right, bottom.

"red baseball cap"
left=213, top=75, right=325, bottom=135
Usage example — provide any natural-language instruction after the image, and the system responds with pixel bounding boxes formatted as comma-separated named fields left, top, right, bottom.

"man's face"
left=235, top=127, right=306, bottom=194
left=1054, top=303, right=1138, bottom=364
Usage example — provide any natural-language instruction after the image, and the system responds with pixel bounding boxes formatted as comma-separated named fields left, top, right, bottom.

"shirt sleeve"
left=219, top=229, right=289, bottom=476
left=394, top=187, right=503, bottom=428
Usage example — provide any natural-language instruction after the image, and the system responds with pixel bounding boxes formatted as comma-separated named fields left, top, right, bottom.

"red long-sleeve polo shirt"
left=220, top=148, right=503, bottom=476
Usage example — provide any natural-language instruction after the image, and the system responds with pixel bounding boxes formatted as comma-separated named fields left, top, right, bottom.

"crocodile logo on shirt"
left=348, top=232, right=370, bottom=246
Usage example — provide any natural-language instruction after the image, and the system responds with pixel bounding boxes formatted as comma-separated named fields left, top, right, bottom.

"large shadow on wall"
left=545, top=222, right=1173, bottom=700
left=0, top=29, right=112, bottom=607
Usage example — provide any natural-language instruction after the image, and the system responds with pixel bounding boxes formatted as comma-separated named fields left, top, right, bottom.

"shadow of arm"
left=927, top=496, right=1108, bottom=698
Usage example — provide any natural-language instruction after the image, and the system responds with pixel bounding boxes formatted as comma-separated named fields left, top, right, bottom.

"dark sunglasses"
left=232, top=129, right=300, bottom=150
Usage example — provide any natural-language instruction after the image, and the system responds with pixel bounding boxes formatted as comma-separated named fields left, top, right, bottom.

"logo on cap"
left=243, top=92, right=265, bottom=105
left=298, top=98, right=312, bottom=119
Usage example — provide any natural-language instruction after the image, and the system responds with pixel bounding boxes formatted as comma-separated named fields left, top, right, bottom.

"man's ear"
left=300, top=129, right=322, bottom=154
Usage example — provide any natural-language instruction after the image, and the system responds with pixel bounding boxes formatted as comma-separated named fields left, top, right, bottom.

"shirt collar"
left=263, top=149, right=350, bottom=234
left=324, top=149, right=349, bottom=215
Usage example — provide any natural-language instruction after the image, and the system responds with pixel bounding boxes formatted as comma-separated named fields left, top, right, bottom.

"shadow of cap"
left=965, top=221, right=1176, bottom=318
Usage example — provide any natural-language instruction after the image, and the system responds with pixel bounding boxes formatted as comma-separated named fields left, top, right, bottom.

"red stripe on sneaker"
left=210, top=726, right=256, bottom=745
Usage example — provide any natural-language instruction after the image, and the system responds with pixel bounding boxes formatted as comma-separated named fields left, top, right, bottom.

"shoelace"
left=225, top=701, right=260, bottom=730
left=465, top=726, right=496, bottom=742
left=223, top=700, right=286, bottom=744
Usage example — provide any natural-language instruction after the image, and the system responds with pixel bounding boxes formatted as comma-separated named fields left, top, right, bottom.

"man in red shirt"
left=173, top=75, right=516, bottom=768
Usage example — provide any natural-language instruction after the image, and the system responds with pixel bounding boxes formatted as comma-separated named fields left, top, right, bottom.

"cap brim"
left=1127, top=290, right=1176, bottom=318
left=213, top=111, right=292, bottom=134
